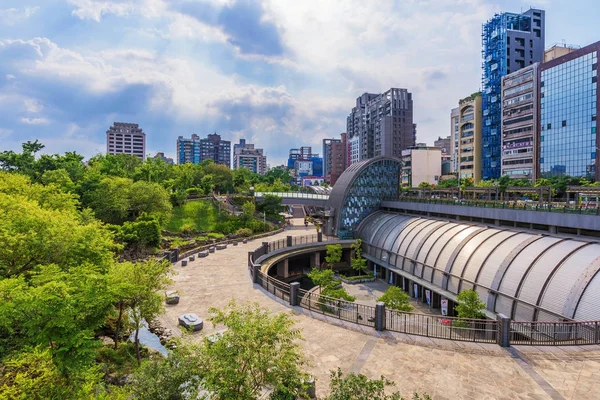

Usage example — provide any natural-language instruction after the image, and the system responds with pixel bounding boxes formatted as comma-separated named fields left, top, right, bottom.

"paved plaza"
left=159, top=219, right=600, bottom=399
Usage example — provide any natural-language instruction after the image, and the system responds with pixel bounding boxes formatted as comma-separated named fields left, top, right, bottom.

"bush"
left=235, top=228, right=252, bottom=237
left=180, top=222, right=196, bottom=234
left=339, top=274, right=374, bottom=281
left=186, top=187, right=199, bottom=196
left=377, top=286, right=413, bottom=312
left=207, top=232, right=225, bottom=239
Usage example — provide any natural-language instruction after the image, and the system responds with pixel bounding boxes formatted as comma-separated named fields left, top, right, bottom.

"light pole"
left=263, top=211, right=266, bottom=232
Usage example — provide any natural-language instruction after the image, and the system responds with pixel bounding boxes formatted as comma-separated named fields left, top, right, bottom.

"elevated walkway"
left=254, top=192, right=329, bottom=207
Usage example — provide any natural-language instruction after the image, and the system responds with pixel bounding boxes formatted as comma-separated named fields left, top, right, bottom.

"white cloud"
left=5, top=74, right=15, bottom=80
left=24, top=99, right=43, bottom=113
left=68, top=0, right=135, bottom=22
left=0, top=6, right=39, bottom=25
left=20, top=117, right=50, bottom=125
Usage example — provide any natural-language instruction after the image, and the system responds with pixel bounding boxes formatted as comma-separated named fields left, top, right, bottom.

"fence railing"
left=510, top=320, right=600, bottom=345
left=387, top=196, right=600, bottom=215
left=256, top=272, right=290, bottom=303
left=298, top=289, right=376, bottom=328
left=386, top=310, right=497, bottom=343
left=249, top=236, right=600, bottom=347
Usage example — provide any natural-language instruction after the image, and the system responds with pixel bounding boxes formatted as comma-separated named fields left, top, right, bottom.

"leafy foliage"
left=325, top=368, right=431, bottom=400
left=307, top=268, right=335, bottom=288
left=325, top=244, right=343, bottom=266
left=199, top=301, right=310, bottom=399
left=351, top=239, right=367, bottom=272
left=455, top=289, right=486, bottom=319
left=377, top=287, right=413, bottom=312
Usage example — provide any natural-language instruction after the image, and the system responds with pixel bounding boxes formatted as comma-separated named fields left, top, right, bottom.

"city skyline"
left=1, top=0, right=598, bottom=166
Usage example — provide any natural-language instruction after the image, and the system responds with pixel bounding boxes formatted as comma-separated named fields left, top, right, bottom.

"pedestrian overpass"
left=254, top=192, right=329, bottom=207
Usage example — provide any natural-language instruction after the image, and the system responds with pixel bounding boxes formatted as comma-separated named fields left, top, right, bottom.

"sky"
left=0, top=0, right=598, bottom=166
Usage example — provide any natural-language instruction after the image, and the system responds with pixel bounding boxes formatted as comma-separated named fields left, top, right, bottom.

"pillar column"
left=375, top=302, right=385, bottom=332
left=497, top=313, right=511, bottom=347
left=286, top=235, right=293, bottom=247
left=290, top=282, right=300, bottom=307
left=314, top=252, right=320, bottom=268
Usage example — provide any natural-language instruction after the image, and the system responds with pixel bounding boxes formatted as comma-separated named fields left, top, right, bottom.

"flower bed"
left=338, top=274, right=375, bottom=284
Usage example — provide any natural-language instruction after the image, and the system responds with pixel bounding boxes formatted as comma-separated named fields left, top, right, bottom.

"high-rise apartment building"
left=501, top=63, right=539, bottom=180
left=450, top=108, right=460, bottom=172
left=323, top=134, right=347, bottom=186
left=177, top=133, right=231, bottom=167
left=539, top=41, right=599, bottom=179
left=347, top=88, right=414, bottom=165
left=106, top=122, right=146, bottom=159
left=177, top=134, right=201, bottom=164
left=481, top=8, right=545, bottom=180
left=233, top=139, right=267, bottom=175
left=200, top=133, right=231, bottom=168
left=457, top=93, right=483, bottom=182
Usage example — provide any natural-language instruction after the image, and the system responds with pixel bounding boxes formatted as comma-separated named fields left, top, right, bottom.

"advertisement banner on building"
left=441, top=299, right=448, bottom=316
left=413, top=284, right=418, bottom=299
left=425, top=289, right=431, bottom=306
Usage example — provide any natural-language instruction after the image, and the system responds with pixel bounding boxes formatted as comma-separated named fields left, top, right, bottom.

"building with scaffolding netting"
left=481, top=8, right=545, bottom=180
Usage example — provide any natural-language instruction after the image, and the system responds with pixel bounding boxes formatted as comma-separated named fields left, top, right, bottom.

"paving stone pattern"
left=159, top=218, right=600, bottom=399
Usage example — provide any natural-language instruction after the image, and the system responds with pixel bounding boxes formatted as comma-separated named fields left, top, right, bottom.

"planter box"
left=209, top=247, right=215, bottom=253
left=181, top=260, right=188, bottom=267
left=216, top=244, right=227, bottom=250
left=189, top=255, right=195, bottom=261
left=198, top=251, right=209, bottom=258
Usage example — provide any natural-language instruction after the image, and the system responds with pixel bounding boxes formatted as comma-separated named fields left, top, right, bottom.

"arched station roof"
left=356, top=211, right=600, bottom=322
left=327, top=157, right=401, bottom=238
left=306, top=185, right=332, bottom=195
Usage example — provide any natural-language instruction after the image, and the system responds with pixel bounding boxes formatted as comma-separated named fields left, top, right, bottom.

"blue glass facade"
left=481, top=9, right=544, bottom=180
left=540, top=49, right=598, bottom=178
left=327, top=158, right=400, bottom=239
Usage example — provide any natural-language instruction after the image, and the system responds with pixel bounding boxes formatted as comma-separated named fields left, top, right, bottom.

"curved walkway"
left=159, top=221, right=600, bottom=399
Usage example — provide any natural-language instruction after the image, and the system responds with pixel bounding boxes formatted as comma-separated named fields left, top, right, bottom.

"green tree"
left=325, top=369, right=432, bottom=400
left=129, top=180, right=173, bottom=225
left=455, top=289, right=486, bottom=319
left=0, top=188, right=115, bottom=279
left=325, top=244, right=343, bottom=266
left=308, top=268, right=335, bottom=288
left=257, top=194, right=283, bottom=219
left=87, top=177, right=132, bottom=224
left=120, top=259, right=173, bottom=363
left=40, top=168, right=76, bottom=192
left=351, top=239, right=367, bottom=272
left=242, top=201, right=256, bottom=223
left=0, top=265, right=114, bottom=373
left=204, top=162, right=233, bottom=193
left=418, top=181, right=433, bottom=189
left=377, top=286, right=413, bottom=312
left=128, top=341, right=203, bottom=400
left=0, top=140, right=44, bottom=175
left=0, top=346, right=108, bottom=399
left=199, top=301, right=310, bottom=399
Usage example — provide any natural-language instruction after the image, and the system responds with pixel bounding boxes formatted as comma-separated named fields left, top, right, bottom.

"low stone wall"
left=178, top=228, right=285, bottom=260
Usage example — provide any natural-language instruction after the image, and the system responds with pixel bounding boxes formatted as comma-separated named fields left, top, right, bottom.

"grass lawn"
left=166, top=200, right=220, bottom=232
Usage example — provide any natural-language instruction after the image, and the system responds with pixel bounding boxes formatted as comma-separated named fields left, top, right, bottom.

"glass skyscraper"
left=481, top=9, right=545, bottom=180
left=540, top=43, right=599, bottom=179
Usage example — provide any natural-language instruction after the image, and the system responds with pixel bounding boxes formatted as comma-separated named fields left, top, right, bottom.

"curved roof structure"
left=327, top=157, right=401, bottom=238
left=357, top=211, right=600, bottom=322
left=306, top=185, right=332, bottom=195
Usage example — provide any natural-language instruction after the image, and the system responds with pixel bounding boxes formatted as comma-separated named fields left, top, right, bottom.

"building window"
left=562, top=120, right=567, bottom=127
left=547, top=123, right=551, bottom=130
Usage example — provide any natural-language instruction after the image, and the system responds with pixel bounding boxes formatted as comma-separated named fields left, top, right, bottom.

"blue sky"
left=0, top=0, right=598, bottom=166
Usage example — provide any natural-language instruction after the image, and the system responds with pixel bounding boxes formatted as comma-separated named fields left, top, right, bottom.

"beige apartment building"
left=455, top=93, right=482, bottom=182
left=401, top=145, right=442, bottom=188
